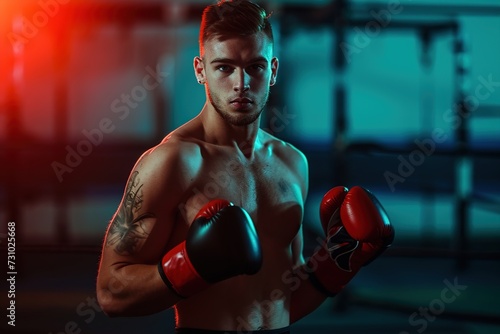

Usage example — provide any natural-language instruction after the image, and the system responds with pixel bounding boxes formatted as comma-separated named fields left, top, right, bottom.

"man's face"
left=195, top=31, right=278, bottom=126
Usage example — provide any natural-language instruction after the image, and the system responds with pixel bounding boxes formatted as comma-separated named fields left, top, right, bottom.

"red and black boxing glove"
left=307, top=186, right=394, bottom=296
left=158, top=199, right=263, bottom=298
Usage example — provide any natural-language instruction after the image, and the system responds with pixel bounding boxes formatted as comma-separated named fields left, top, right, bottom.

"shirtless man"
left=96, top=1, right=394, bottom=333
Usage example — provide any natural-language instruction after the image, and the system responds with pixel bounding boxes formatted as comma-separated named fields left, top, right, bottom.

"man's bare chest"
left=179, top=157, right=303, bottom=244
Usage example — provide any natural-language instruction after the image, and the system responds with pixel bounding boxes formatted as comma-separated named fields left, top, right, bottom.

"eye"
left=249, top=64, right=265, bottom=71
left=247, top=64, right=267, bottom=75
left=216, top=65, right=233, bottom=72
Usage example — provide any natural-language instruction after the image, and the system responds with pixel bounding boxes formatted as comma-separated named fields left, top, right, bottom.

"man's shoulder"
left=134, top=132, right=203, bottom=174
left=261, top=131, right=306, bottom=162
left=260, top=131, right=309, bottom=197
left=260, top=130, right=308, bottom=174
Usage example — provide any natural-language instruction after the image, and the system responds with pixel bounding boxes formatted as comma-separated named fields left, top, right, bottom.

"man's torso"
left=163, top=129, right=305, bottom=330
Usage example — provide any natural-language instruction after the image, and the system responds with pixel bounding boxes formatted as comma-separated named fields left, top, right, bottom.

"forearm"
left=289, top=265, right=328, bottom=324
left=97, top=263, right=180, bottom=317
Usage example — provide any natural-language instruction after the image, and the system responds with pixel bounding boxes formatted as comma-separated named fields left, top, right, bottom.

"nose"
left=233, top=68, right=250, bottom=92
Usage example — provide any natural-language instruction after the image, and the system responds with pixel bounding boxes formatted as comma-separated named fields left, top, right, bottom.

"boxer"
left=96, top=1, right=394, bottom=333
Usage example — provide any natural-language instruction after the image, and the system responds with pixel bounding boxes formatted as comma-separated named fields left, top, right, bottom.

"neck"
left=199, top=103, right=261, bottom=158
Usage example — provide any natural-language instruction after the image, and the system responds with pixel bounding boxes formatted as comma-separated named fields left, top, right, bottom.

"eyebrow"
left=210, top=56, right=268, bottom=64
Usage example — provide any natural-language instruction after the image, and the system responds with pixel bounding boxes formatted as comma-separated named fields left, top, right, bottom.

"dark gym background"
left=1, top=0, right=499, bottom=333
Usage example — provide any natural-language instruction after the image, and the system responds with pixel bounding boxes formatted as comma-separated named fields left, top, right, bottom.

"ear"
left=270, top=57, right=279, bottom=86
left=194, top=56, right=205, bottom=84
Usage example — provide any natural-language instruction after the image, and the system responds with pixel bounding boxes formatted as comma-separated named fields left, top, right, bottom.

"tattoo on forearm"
left=107, top=171, right=153, bottom=255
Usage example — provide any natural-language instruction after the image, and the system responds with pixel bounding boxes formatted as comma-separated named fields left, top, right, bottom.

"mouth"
left=230, top=97, right=253, bottom=109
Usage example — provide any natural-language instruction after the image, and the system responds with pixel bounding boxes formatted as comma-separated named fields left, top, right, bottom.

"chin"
left=222, top=109, right=261, bottom=127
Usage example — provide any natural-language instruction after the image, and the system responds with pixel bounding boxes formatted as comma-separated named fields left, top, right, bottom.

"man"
left=96, top=1, right=394, bottom=333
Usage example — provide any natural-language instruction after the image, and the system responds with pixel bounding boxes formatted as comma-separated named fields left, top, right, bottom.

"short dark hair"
left=199, top=0, right=274, bottom=55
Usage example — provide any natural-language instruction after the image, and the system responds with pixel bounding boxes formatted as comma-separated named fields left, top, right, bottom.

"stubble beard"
left=208, top=88, right=269, bottom=127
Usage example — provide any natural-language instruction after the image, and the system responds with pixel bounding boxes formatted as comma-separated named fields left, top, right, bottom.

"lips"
left=230, top=97, right=253, bottom=103
left=230, top=97, right=253, bottom=110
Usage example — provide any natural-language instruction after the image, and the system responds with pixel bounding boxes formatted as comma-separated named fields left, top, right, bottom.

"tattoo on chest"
left=106, top=171, right=153, bottom=255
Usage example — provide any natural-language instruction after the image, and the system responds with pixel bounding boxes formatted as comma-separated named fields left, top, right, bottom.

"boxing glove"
left=307, top=186, right=394, bottom=296
left=158, top=199, right=262, bottom=298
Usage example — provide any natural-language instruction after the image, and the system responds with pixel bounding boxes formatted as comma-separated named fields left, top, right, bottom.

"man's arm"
left=96, top=141, right=193, bottom=317
left=289, top=228, right=328, bottom=323
left=283, top=144, right=329, bottom=323
left=287, top=148, right=394, bottom=323
left=291, top=185, right=395, bottom=323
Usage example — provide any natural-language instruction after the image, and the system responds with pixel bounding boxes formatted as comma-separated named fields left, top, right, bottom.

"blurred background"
left=1, top=0, right=499, bottom=333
